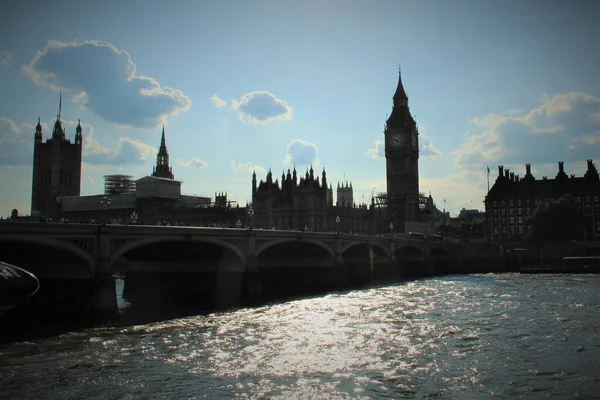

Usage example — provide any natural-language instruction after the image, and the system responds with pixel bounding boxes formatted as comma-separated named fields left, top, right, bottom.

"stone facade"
left=251, top=167, right=373, bottom=233
left=31, top=98, right=83, bottom=219
left=485, top=160, right=600, bottom=241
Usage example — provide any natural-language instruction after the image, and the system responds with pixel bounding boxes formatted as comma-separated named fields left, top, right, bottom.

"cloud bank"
left=455, top=92, right=600, bottom=167
left=83, top=129, right=157, bottom=165
left=283, top=139, right=318, bottom=166
left=232, top=91, right=292, bottom=124
left=22, top=40, right=191, bottom=128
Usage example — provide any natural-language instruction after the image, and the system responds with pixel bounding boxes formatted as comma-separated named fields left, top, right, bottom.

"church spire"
left=152, top=126, right=174, bottom=179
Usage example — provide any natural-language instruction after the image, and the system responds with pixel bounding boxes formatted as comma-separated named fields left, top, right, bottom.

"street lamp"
left=130, top=211, right=138, bottom=225
left=247, top=204, right=254, bottom=230
left=100, top=195, right=111, bottom=224
left=236, top=219, right=241, bottom=229
left=389, top=222, right=393, bottom=238
left=336, top=215, right=340, bottom=234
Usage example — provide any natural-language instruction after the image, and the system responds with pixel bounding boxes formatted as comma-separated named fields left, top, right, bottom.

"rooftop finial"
left=398, top=64, right=401, bottom=74
left=58, top=90, right=62, bottom=121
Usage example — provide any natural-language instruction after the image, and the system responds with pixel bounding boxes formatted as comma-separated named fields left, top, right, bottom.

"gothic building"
left=384, top=69, right=433, bottom=233
left=31, top=97, right=83, bottom=219
left=152, top=126, right=174, bottom=179
left=485, top=160, right=600, bottom=242
left=251, top=166, right=373, bottom=232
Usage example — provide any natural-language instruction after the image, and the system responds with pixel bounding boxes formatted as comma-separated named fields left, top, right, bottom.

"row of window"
left=488, top=195, right=600, bottom=209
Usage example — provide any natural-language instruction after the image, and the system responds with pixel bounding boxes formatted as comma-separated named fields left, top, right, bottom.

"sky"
left=1, top=0, right=599, bottom=218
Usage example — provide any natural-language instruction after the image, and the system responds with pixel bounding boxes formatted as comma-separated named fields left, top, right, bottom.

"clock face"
left=389, top=134, right=403, bottom=148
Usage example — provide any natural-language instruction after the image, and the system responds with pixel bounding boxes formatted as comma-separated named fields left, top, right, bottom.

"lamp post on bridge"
left=130, top=210, right=138, bottom=225
left=336, top=215, right=340, bottom=234
left=389, top=222, right=393, bottom=238
left=247, top=204, right=254, bottom=230
left=100, top=196, right=111, bottom=224
left=236, top=219, right=241, bottom=229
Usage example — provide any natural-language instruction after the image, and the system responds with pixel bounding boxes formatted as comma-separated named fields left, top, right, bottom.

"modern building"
left=31, top=96, right=83, bottom=219
left=485, top=160, right=600, bottom=242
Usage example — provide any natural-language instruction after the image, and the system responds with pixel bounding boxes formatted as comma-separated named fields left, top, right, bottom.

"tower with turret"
left=384, top=69, right=420, bottom=232
left=152, top=126, right=174, bottom=180
left=31, top=94, right=83, bottom=218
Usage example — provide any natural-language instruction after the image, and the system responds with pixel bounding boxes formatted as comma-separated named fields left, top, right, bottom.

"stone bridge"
left=0, top=222, right=466, bottom=321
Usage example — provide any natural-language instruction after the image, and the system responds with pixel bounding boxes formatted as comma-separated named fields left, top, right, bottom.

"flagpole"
left=486, top=166, right=490, bottom=193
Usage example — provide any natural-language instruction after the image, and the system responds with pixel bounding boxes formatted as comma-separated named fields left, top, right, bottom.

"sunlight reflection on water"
left=2, top=273, right=600, bottom=399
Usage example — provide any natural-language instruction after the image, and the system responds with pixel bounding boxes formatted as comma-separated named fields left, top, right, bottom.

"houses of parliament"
left=27, top=72, right=437, bottom=234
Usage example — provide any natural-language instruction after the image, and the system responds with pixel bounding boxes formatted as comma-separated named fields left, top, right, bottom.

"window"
left=518, top=216, right=523, bottom=224
left=517, top=199, right=522, bottom=206
left=518, top=208, right=522, bottom=215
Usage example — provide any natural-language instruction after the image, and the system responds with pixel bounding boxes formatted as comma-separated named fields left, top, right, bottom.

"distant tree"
left=528, top=195, right=584, bottom=244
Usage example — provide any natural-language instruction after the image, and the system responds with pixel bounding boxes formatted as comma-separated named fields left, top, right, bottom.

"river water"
left=1, top=273, right=599, bottom=399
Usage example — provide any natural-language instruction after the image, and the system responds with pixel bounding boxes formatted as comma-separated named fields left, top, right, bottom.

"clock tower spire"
left=384, top=68, right=419, bottom=233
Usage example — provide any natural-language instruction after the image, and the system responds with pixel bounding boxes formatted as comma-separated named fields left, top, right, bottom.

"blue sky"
left=1, top=0, right=599, bottom=217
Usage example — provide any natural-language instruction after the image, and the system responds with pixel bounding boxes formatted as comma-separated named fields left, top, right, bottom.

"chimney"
left=526, top=163, right=531, bottom=175
left=498, top=165, right=504, bottom=177
left=505, top=169, right=510, bottom=179
left=510, top=172, right=515, bottom=181
left=570, top=174, right=575, bottom=179
left=515, top=175, right=520, bottom=182
left=587, top=159, right=594, bottom=171
left=543, top=176, right=547, bottom=180
left=558, top=161, right=564, bottom=174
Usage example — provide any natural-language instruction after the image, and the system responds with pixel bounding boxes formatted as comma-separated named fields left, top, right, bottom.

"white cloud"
left=22, top=40, right=191, bottom=128
left=210, top=94, right=227, bottom=109
left=231, top=91, right=292, bottom=124
left=231, top=161, right=265, bottom=173
left=0, top=51, right=11, bottom=67
left=178, top=157, right=208, bottom=168
left=455, top=91, right=600, bottom=167
left=364, top=140, right=384, bottom=159
left=84, top=129, right=157, bottom=165
left=283, top=139, right=318, bottom=166
left=420, top=135, right=441, bottom=157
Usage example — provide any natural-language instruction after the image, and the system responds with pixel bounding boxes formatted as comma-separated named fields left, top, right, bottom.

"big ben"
left=384, top=69, right=419, bottom=233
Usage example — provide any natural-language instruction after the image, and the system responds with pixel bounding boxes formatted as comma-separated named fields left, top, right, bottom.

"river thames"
left=1, top=273, right=599, bottom=399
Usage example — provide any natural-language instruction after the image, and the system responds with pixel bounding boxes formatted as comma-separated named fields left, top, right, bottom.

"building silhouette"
left=251, top=166, right=372, bottom=232
left=152, top=126, right=175, bottom=180
left=31, top=95, right=82, bottom=219
left=384, top=69, right=434, bottom=233
left=485, top=160, right=600, bottom=241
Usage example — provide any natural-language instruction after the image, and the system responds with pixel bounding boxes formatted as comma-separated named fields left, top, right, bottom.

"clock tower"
left=384, top=69, right=419, bottom=233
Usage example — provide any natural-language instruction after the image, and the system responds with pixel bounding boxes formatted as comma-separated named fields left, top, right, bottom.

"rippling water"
left=1, top=273, right=599, bottom=399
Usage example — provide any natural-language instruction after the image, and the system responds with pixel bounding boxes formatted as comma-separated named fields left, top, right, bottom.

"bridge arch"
left=430, top=247, right=449, bottom=256
left=342, top=241, right=390, bottom=260
left=0, top=235, right=95, bottom=278
left=111, top=236, right=246, bottom=268
left=396, top=244, right=424, bottom=256
left=256, top=238, right=335, bottom=260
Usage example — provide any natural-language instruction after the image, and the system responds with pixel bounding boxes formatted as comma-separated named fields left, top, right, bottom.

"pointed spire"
left=160, top=126, right=166, bottom=149
left=393, top=67, right=408, bottom=106
left=58, top=90, right=62, bottom=121
left=76, top=119, right=82, bottom=133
